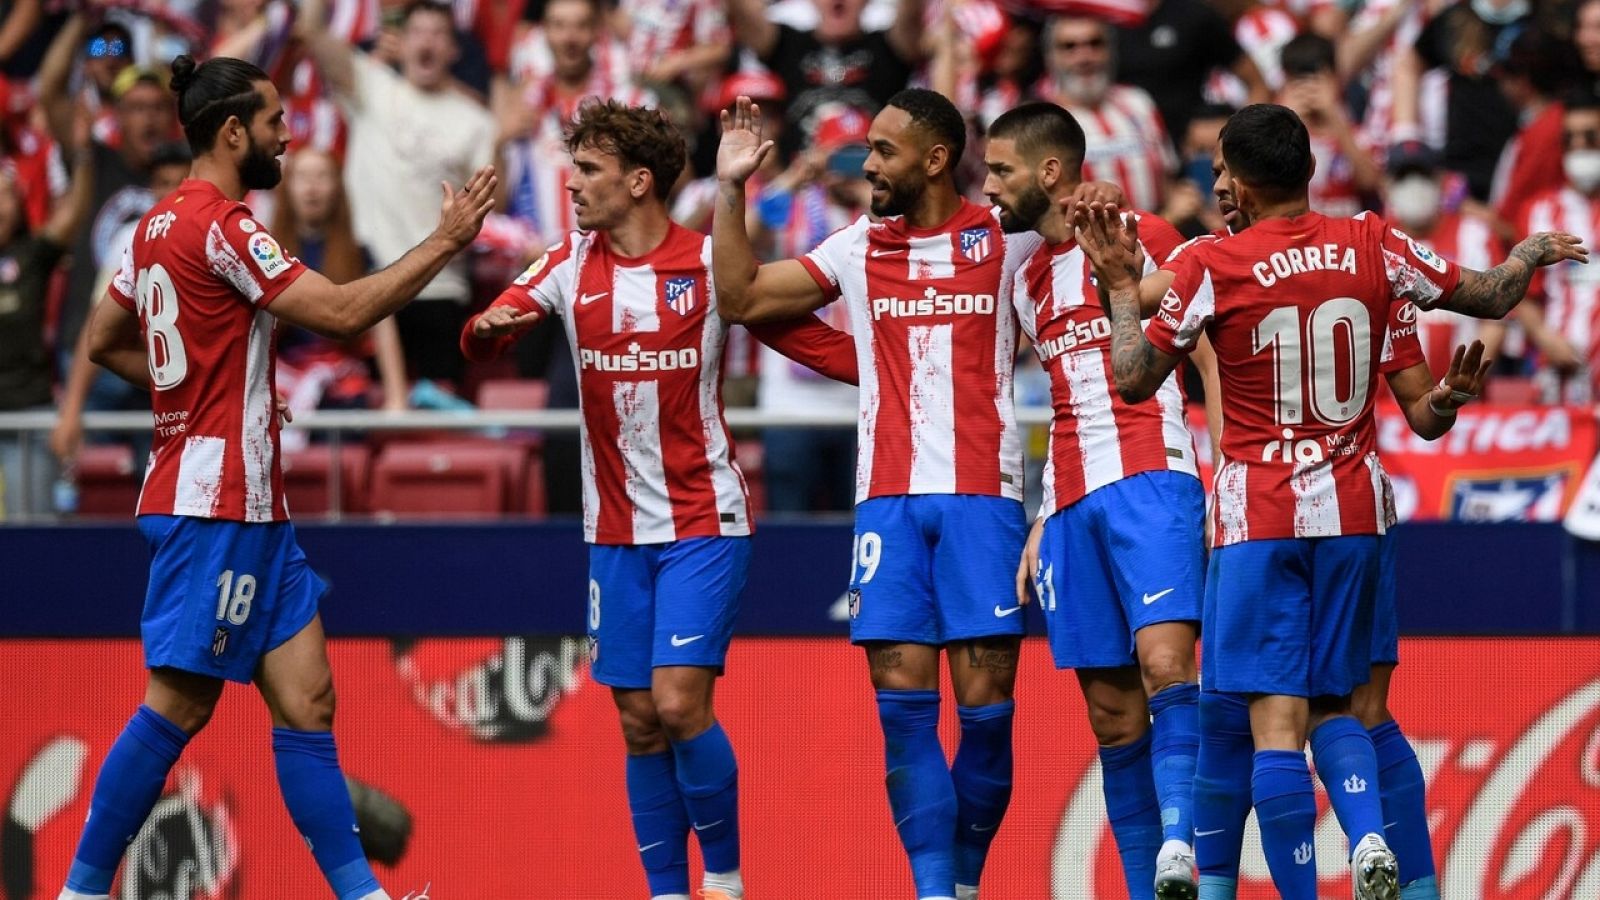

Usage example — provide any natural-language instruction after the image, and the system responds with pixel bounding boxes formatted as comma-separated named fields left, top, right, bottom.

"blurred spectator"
left=0, top=0, right=52, bottom=80
left=1173, top=102, right=1234, bottom=235
left=1207, top=0, right=1299, bottom=105
left=727, top=0, right=925, bottom=159
left=1034, top=15, right=1174, bottom=213
left=300, top=0, right=496, bottom=387
left=38, top=15, right=135, bottom=150
left=1384, top=141, right=1506, bottom=382
left=1113, top=0, right=1268, bottom=151
left=0, top=151, right=90, bottom=519
left=1330, top=0, right=1434, bottom=159
left=1515, top=93, right=1600, bottom=404
left=1576, top=0, right=1600, bottom=93
left=496, top=0, right=650, bottom=245
left=271, top=149, right=409, bottom=445
left=972, top=11, right=1042, bottom=131
left=1392, top=0, right=1527, bottom=200
left=1490, top=29, right=1574, bottom=228
left=621, top=0, right=732, bottom=98
left=1279, top=33, right=1382, bottom=218
left=0, top=75, right=61, bottom=231
left=50, top=141, right=189, bottom=472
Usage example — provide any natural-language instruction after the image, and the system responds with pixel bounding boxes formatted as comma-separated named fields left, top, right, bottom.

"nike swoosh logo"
left=693, top=820, right=724, bottom=831
left=993, top=605, right=1022, bottom=617
left=670, top=634, right=705, bottom=647
left=1194, top=828, right=1225, bottom=837
left=638, top=841, right=665, bottom=852
left=970, top=823, right=998, bottom=832
left=1142, top=588, right=1176, bottom=605
left=578, top=291, right=608, bottom=305
left=870, top=248, right=905, bottom=257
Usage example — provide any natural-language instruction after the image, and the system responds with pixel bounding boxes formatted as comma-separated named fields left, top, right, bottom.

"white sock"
left=956, top=885, right=980, bottom=900
left=355, top=891, right=390, bottom=900
left=705, top=868, right=744, bottom=893
left=651, top=895, right=692, bottom=900
left=57, top=891, right=110, bottom=900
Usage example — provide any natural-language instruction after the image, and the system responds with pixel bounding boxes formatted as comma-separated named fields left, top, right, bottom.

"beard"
left=1057, top=70, right=1111, bottom=106
left=869, top=172, right=924, bottom=218
left=240, top=138, right=283, bottom=191
left=998, top=182, right=1052, bottom=234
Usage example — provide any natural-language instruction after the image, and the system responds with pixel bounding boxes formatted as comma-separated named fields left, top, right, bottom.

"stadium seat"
left=476, top=378, right=549, bottom=411
left=369, top=441, right=530, bottom=517
left=74, top=444, right=140, bottom=518
left=738, top=438, right=765, bottom=515
left=1484, top=375, right=1541, bottom=406
left=282, top=444, right=372, bottom=517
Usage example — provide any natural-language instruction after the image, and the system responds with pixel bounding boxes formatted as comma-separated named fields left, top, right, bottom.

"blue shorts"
left=1036, top=471, right=1205, bottom=669
left=587, top=536, right=751, bottom=689
left=1371, top=534, right=1399, bottom=666
left=1203, top=535, right=1378, bottom=698
left=847, top=495, right=1026, bottom=645
left=139, top=515, right=325, bottom=684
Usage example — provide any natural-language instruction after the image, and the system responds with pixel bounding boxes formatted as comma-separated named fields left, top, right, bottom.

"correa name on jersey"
left=1249, top=241, right=1359, bottom=287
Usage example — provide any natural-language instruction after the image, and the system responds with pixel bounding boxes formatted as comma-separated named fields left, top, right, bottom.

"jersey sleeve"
left=1379, top=300, right=1426, bottom=375
left=460, top=237, right=574, bottom=361
left=1131, top=210, right=1184, bottom=267
left=208, top=208, right=308, bottom=308
left=747, top=315, right=860, bottom=386
left=107, top=241, right=136, bottom=311
left=1145, top=249, right=1214, bottom=356
left=796, top=218, right=863, bottom=302
left=1375, top=215, right=1462, bottom=310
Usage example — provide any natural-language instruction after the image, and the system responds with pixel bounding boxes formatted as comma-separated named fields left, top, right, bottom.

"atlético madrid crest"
left=664, top=277, right=697, bottom=315
left=960, top=227, right=992, bottom=263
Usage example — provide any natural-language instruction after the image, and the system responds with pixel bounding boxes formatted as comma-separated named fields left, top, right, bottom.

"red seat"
left=75, top=444, right=140, bottom=518
left=1485, top=376, right=1541, bottom=406
left=476, top=378, right=549, bottom=410
left=370, top=441, right=530, bottom=517
left=737, top=438, right=765, bottom=515
left=282, top=444, right=372, bottom=517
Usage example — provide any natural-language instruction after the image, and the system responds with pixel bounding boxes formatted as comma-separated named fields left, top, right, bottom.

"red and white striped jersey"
left=107, top=180, right=310, bottom=522
left=1308, top=130, right=1367, bottom=219
left=1522, top=188, right=1600, bottom=391
left=283, top=57, right=346, bottom=158
left=626, top=0, right=728, bottom=65
left=1353, top=0, right=1431, bottom=154
left=1149, top=211, right=1461, bottom=546
left=1207, top=6, right=1299, bottom=103
left=1406, top=212, right=1501, bottom=380
left=1035, top=84, right=1175, bottom=213
left=1015, top=212, right=1199, bottom=517
left=464, top=223, right=856, bottom=544
left=799, top=200, right=1040, bottom=504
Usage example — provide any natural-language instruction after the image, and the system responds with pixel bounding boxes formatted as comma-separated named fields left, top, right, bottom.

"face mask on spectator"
left=1388, top=176, right=1441, bottom=225
left=1565, top=149, right=1600, bottom=193
left=1472, top=0, right=1528, bottom=24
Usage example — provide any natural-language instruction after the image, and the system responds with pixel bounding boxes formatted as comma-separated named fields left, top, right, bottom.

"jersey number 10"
left=1251, top=298, right=1372, bottom=427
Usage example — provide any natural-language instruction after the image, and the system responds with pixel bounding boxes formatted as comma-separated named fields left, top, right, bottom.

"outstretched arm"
left=272, top=167, right=497, bottom=339
left=1073, top=202, right=1183, bottom=402
left=714, top=97, right=830, bottom=323
left=1385, top=340, right=1491, bottom=441
left=748, top=317, right=859, bottom=385
left=1442, top=231, right=1588, bottom=319
left=294, top=0, right=356, bottom=98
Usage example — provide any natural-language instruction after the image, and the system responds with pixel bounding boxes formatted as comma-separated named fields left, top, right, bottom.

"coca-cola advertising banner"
left=3, top=638, right=1597, bottom=898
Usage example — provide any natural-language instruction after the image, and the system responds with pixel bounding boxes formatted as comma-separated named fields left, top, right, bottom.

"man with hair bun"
left=57, top=53, right=495, bottom=900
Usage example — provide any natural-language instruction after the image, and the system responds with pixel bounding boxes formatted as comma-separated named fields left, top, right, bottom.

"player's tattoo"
left=869, top=646, right=904, bottom=675
left=1444, top=239, right=1544, bottom=319
left=965, top=639, right=1018, bottom=675
left=1107, top=285, right=1164, bottom=402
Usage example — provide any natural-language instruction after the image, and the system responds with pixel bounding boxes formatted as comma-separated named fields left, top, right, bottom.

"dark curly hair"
left=169, top=54, right=269, bottom=154
left=565, top=100, right=686, bottom=201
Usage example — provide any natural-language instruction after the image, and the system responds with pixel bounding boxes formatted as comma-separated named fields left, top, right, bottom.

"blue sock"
left=272, top=728, right=380, bottom=900
left=626, top=750, right=691, bottom=897
left=1148, top=682, right=1199, bottom=845
left=65, top=706, right=189, bottom=894
left=951, top=700, right=1013, bottom=888
left=1194, top=692, right=1253, bottom=900
left=1251, top=749, right=1318, bottom=900
left=877, top=689, right=957, bottom=898
left=1371, top=720, right=1439, bottom=894
left=671, top=721, right=740, bottom=875
left=1309, top=716, right=1386, bottom=848
left=1100, top=730, right=1162, bottom=900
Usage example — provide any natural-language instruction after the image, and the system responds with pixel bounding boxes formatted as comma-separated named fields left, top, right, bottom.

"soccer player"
left=58, top=55, right=495, bottom=900
left=713, top=90, right=1037, bottom=900
left=980, top=100, right=1204, bottom=900
left=460, top=100, right=856, bottom=900
left=1074, top=103, right=1585, bottom=900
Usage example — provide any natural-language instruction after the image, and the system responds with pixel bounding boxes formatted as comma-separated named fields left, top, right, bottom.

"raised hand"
left=435, top=165, right=498, bottom=251
left=472, top=304, right=542, bottom=339
left=1073, top=201, right=1142, bottom=291
left=1515, top=231, right=1589, bottom=268
left=717, top=96, right=775, bottom=186
left=1428, top=340, right=1493, bottom=414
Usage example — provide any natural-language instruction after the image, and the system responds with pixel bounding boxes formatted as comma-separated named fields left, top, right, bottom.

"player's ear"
left=1040, top=156, right=1061, bottom=190
left=630, top=167, right=651, bottom=200
left=223, top=115, right=246, bottom=151
left=925, top=142, right=949, bottom=180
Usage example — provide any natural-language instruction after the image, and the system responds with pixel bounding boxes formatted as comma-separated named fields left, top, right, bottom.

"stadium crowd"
left=2, top=0, right=1598, bottom=517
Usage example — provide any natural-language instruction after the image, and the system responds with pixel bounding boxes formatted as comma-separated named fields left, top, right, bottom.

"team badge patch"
left=238, top=218, right=258, bottom=234
left=959, top=227, right=992, bottom=263
left=847, top=588, right=862, bottom=619
left=247, top=232, right=291, bottom=279
left=664, top=277, right=697, bottom=315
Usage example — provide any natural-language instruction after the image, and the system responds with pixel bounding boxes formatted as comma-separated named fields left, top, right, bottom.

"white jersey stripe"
left=694, top=255, right=747, bottom=535
left=242, top=309, right=277, bottom=521
left=993, top=289, right=1020, bottom=497
left=907, top=324, right=956, bottom=493
left=1063, top=350, right=1123, bottom=493
left=1155, top=375, right=1198, bottom=478
left=1290, top=459, right=1342, bottom=537
left=1215, top=457, right=1249, bottom=544
left=173, top=435, right=226, bottom=517
left=1365, top=453, right=1388, bottom=536
left=615, top=379, right=673, bottom=543
left=906, top=234, right=956, bottom=280
left=611, top=265, right=660, bottom=333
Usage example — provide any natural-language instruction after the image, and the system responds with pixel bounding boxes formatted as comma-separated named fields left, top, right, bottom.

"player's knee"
left=277, top=675, right=337, bottom=731
left=1084, top=698, right=1147, bottom=747
left=652, top=691, right=713, bottom=742
left=1138, top=647, right=1195, bottom=696
left=163, top=698, right=219, bottom=736
left=617, top=702, right=668, bottom=754
left=1350, top=685, right=1388, bottom=728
